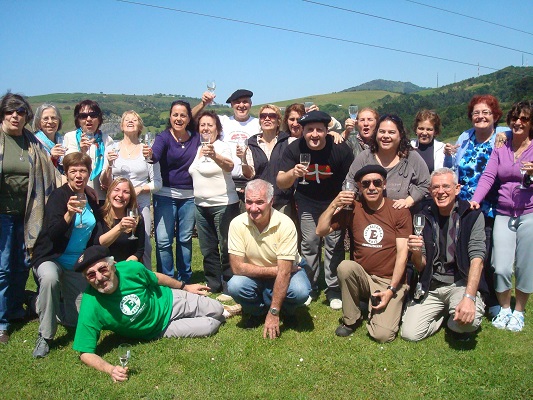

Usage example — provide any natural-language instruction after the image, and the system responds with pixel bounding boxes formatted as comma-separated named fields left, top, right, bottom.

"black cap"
left=297, top=110, right=331, bottom=127
left=226, top=89, right=253, bottom=104
left=353, top=164, right=388, bottom=182
left=73, top=245, right=111, bottom=272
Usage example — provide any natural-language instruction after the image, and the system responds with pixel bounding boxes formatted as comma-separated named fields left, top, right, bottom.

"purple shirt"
left=151, top=129, right=200, bottom=190
left=472, top=138, right=533, bottom=217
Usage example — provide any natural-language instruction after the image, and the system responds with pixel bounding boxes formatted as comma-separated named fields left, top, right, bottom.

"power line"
left=115, top=0, right=530, bottom=77
left=302, top=0, right=533, bottom=56
left=405, top=0, right=533, bottom=37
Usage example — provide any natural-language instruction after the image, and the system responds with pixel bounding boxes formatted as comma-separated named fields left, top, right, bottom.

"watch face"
left=269, top=308, right=279, bottom=316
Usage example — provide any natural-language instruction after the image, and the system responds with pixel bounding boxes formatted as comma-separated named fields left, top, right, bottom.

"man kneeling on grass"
left=227, top=179, right=311, bottom=339
left=72, top=245, right=224, bottom=382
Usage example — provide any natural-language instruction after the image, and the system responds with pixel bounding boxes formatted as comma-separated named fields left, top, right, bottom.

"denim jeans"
left=228, top=269, right=311, bottom=316
left=0, top=214, right=30, bottom=330
left=195, top=202, right=240, bottom=293
left=153, top=195, right=195, bottom=282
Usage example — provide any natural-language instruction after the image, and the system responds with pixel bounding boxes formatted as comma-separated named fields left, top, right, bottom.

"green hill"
left=342, top=79, right=428, bottom=94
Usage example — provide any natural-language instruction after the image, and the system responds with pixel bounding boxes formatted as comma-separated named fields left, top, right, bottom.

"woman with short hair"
left=32, top=103, right=65, bottom=172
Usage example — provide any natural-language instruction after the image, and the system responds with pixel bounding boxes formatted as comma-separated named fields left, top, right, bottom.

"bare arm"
left=155, top=272, right=210, bottom=294
left=80, top=352, right=128, bottom=382
left=454, top=257, right=483, bottom=325
left=191, top=91, right=215, bottom=119
left=264, top=259, right=292, bottom=339
left=229, top=254, right=278, bottom=278
left=98, top=217, right=136, bottom=247
left=316, top=191, right=353, bottom=236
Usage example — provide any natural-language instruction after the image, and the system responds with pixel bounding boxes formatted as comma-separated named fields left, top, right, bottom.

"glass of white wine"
left=348, top=105, right=359, bottom=133
left=127, top=207, right=139, bottom=240
left=118, top=344, right=131, bottom=368
left=76, top=193, right=87, bottom=228
left=201, top=132, right=211, bottom=162
left=207, top=80, right=216, bottom=93
left=300, top=153, right=311, bottom=185
left=343, top=181, right=356, bottom=210
left=413, top=214, right=425, bottom=236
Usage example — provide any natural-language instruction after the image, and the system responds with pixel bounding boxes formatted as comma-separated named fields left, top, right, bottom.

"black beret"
left=353, top=164, right=388, bottom=182
left=226, top=89, right=253, bottom=104
left=297, top=110, right=331, bottom=127
left=73, top=245, right=111, bottom=273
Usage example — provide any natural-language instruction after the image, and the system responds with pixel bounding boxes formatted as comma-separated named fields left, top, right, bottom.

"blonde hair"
left=259, top=104, right=282, bottom=134
left=101, top=177, right=139, bottom=228
left=121, top=110, right=144, bottom=137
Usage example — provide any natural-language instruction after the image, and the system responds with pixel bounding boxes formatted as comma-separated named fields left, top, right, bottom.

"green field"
left=1, top=239, right=531, bottom=399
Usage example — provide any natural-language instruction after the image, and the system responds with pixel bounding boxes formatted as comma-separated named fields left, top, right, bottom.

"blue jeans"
left=228, top=269, right=311, bottom=316
left=153, top=195, right=195, bottom=282
left=0, top=214, right=30, bottom=330
left=195, top=203, right=240, bottom=293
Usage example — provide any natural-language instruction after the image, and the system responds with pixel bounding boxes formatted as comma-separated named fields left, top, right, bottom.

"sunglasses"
left=78, top=111, right=100, bottom=120
left=85, top=264, right=110, bottom=281
left=5, top=107, right=27, bottom=116
left=360, top=179, right=383, bottom=188
left=259, top=113, right=278, bottom=120
left=511, top=116, right=530, bottom=123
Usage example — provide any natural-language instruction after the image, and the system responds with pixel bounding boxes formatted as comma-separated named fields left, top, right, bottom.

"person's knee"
left=38, top=270, right=59, bottom=290
left=337, top=260, right=356, bottom=281
left=368, top=320, right=398, bottom=343
left=400, top=325, right=424, bottom=342
left=227, top=276, right=255, bottom=300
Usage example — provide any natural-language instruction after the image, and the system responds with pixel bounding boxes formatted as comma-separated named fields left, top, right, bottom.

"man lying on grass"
left=72, top=245, right=224, bottom=382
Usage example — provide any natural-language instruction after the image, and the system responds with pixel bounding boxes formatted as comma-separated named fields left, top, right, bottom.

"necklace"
left=19, top=134, right=26, bottom=161
left=122, top=142, right=139, bottom=158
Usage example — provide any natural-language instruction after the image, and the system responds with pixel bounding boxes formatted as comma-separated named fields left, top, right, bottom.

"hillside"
left=342, top=79, right=428, bottom=94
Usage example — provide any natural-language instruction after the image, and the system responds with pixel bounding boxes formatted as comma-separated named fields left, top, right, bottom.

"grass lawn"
left=1, top=239, right=531, bottom=399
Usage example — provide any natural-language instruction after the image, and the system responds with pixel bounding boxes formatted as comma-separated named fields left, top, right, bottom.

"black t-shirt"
left=279, top=136, right=354, bottom=201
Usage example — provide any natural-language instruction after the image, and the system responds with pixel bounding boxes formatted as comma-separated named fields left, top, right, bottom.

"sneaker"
left=32, top=335, right=50, bottom=358
left=506, top=312, right=525, bottom=332
left=335, top=320, right=360, bottom=337
left=0, top=330, right=9, bottom=344
left=492, top=309, right=511, bottom=329
left=330, top=298, right=343, bottom=310
left=216, top=294, right=233, bottom=302
left=223, top=304, right=242, bottom=319
left=245, top=314, right=265, bottom=329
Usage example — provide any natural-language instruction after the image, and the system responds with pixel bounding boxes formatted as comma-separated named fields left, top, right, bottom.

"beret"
left=353, top=164, right=388, bottom=182
left=73, top=245, right=111, bottom=272
left=297, top=110, right=331, bottom=127
left=226, top=89, right=253, bottom=104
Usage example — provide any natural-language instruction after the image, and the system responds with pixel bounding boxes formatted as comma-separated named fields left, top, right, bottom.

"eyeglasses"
left=5, top=107, right=27, bottom=116
left=259, top=113, right=278, bottom=120
left=85, top=264, right=110, bottom=281
left=41, top=116, right=59, bottom=123
left=511, top=116, right=530, bottom=123
left=360, top=179, right=383, bottom=188
left=78, top=111, right=100, bottom=120
left=472, top=110, right=492, bottom=117
left=430, top=184, right=455, bottom=192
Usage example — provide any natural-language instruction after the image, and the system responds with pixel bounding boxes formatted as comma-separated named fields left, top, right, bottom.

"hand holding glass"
left=300, top=153, right=311, bottom=185
left=201, top=133, right=211, bottom=162
left=348, top=105, right=358, bottom=133
left=75, top=193, right=87, bottom=228
left=207, top=80, right=216, bottom=93
left=127, top=208, right=138, bottom=240
left=343, top=181, right=356, bottom=210
left=413, top=214, right=425, bottom=236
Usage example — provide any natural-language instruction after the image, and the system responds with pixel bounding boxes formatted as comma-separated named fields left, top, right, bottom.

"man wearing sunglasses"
left=401, top=167, right=486, bottom=342
left=316, top=164, right=411, bottom=342
left=72, top=246, right=225, bottom=382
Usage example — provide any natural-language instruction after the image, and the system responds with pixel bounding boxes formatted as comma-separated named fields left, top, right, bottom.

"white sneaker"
left=492, top=309, right=511, bottom=329
left=304, top=296, right=313, bottom=307
left=506, top=312, right=525, bottom=332
left=216, top=294, right=233, bottom=302
left=330, top=298, right=343, bottom=310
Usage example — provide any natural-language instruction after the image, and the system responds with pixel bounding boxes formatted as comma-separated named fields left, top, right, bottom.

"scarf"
left=76, top=127, right=104, bottom=180
left=34, top=130, right=59, bottom=154
left=0, top=128, right=61, bottom=253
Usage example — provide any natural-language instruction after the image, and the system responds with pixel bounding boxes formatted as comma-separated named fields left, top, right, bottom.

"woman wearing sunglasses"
left=241, top=104, right=294, bottom=215
left=63, top=100, right=114, bottom=203
left=346, top=114, right=430, bottom=209
left=0, top=93, right=60, bottom=345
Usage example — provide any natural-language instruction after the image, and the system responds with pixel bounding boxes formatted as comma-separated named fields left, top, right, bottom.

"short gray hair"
left=245, top=179, right=274, bottom=203
left=32, top=103, right=63, bottom=132
left=430, top=167, right=458, bottom=185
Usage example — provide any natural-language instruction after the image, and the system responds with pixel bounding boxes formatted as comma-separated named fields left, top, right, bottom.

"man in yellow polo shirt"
left=227, top=179, right=311, bottom=339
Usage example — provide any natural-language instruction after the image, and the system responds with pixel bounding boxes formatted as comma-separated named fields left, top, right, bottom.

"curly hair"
left=369, top=114, right=411, bottom=158
left=467, top=95, right=502, bottom=127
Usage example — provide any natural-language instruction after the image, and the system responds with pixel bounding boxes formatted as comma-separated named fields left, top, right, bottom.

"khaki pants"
left=338, top=260, right=407, bottom=343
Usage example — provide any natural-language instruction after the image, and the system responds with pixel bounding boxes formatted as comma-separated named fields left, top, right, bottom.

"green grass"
left=1, top=239, right=531, bottom=399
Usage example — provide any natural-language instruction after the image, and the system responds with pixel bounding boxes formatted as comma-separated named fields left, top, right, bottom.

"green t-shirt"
left=0, top=133, right=29, bottom=215
left=73, top=261, right=173, bottom=353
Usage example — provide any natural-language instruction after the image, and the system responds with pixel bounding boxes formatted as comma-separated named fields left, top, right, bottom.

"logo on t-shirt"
left=120, top=294, right=141, bottom=316
left=305, top=164, right=333, bottom=183
left=363, top=224, right=384, bottom=247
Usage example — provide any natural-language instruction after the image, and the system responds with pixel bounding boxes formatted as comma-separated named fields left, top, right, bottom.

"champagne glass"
left=348, top=105, right=359, bottom=133
left=343, top=181, right=356, bottom=210
left=144, top=133, right=154, bottom=160
left=127, top=207, right=139, bottom=240
left=413, top=214, right=425, bottom=236
left=109, top=141, right=119, bottom=166
left=118, top=344, right=131, bottom=368
left=236, top=138, right=247, bottom=161
left=207, top=79, right=216, bottom=93
left=412, top=138, right=419, bottom=149
left=57, top=134, right=67, bottom=165
left=300, top=153, right=311, bottom=185
left=304, top=102, right=313, bottom=112
left=76, top=193, right=87, bottom=228
left=201, top=132, right=211, bottom=162
left=520, top=161, right=529, bottom=189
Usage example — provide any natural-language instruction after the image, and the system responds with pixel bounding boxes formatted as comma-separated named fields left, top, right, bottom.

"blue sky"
left=1, top=0, right=531, bottom=105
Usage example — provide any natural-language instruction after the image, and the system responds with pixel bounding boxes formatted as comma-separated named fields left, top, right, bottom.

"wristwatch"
left=387, top=285, right=398, bottom=295
left=269, top=307, right=280, bottom=316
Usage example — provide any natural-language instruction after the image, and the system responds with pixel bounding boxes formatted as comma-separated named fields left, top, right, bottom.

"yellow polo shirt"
left=228, top=209, right=298, bottom=267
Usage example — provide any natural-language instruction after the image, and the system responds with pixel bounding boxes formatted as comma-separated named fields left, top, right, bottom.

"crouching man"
left=72, top=246, right=224, bottom=382
left=401, top=168, right=486, bottom=342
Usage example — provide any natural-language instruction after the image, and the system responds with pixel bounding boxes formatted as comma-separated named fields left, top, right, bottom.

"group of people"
left=0, top=88, right=531, bottom=382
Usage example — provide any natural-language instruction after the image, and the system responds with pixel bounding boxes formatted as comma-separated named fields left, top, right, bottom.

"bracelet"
left=179, top=281, right=186, bottom=290
left=463, top=293, right=476, bottom=303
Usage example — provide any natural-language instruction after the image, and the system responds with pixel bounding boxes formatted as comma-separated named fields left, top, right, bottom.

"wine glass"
left=413, top=214, right=425, bottom=236
left=520, top=161, right=529, bottom=189
left=118, top=344, right=131, bottom=368
left=109, top=141, right=119, bottom=166
left=343, top=181, right=356, bottom=210
left=300, top=153, right=311, bottom=185
left=412, top=138, right=419, bottom=149
left=236, top=138, right=247, bottom=161
left=127, top=207, right=139, bottom=240
left=144, top=133, right=154, bottom=160
left=304, top=102, right=313, bottom=112
left=201, top=132, right=211, bottom=162
left=207, top=80, right=216, bottom=93
left=57, top=134, right=67, bottom=165
left=76, top=193, right=87, bottom=228
left=348, top=105, right=359, bottom=133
